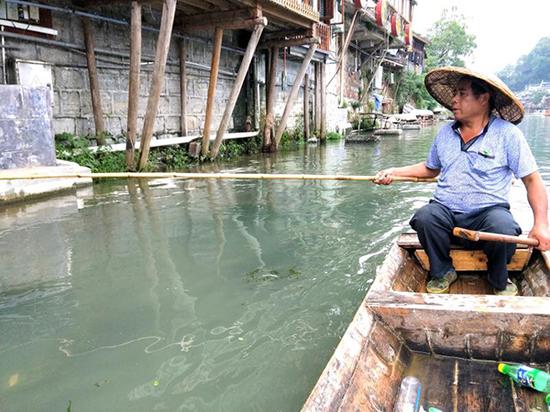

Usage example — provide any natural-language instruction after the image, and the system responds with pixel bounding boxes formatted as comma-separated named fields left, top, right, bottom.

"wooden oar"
left=0, top=172, right=437, bottom=183
left=453, top=227, right=539, bottom=247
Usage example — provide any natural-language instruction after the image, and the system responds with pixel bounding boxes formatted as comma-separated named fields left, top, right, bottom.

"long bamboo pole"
left=0, top=172, right=436, bottom=182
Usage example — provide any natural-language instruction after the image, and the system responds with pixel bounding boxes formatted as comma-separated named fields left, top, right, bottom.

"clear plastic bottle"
left=393, top=376, right=422, bottom=412
left=497, top=363, right=550, bottom=392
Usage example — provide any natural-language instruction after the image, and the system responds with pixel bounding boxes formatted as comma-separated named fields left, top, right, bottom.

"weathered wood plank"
left=414, top=249, right=532, bottom=272
left=397, top=232, right=529, bottom=249
left=367, top=290, right=550, bottom=362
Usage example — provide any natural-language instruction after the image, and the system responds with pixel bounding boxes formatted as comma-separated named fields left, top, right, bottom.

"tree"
left=498, top=37, right=550, bottom=91
left=425, top=8, right=477, bottom=71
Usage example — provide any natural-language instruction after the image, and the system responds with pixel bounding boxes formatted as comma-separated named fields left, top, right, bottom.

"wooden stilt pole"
left=201, top=27, right=224, bottom=157
left=304, top=72, right=310, bottom=141
left=82, top=17, right=105, bottom=145
left=320, top=61, right=326, bottom=141
left=274, top=43, right=318, bottom=148
left=137, top=0, right=177, bottom=171
left=263, top=46, right=278, bottom=150
left=314, top=62, right=321, bottom=134
left=211, top=21, right=266, bottom=159
left=126, top=1, right=141, bottom=171
left=180, top=40, right=188, bottom=136
left=253, top=56, right=260, bottom=131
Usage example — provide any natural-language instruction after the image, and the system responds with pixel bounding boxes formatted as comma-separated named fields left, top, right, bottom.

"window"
left=0, top=1, right=40, bottom=23
left=0, top=1, right=55, bottom=37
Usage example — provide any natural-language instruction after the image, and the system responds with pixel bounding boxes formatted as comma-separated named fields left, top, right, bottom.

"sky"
left=413, top=0, right=550, bottom=75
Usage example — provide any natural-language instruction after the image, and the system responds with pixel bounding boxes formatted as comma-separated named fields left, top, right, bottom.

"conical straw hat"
left=424, top=66, right=525, bottom=124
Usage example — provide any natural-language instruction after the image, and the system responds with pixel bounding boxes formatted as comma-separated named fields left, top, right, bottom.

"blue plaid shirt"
left=426, top=116, right=538, bottom=213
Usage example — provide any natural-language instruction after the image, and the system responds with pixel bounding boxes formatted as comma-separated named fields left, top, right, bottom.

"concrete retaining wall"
left=0, top=86, right=55, bottom=169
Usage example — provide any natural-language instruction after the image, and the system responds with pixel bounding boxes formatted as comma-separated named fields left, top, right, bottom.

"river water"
left=1, top=115, right=549, bottom=411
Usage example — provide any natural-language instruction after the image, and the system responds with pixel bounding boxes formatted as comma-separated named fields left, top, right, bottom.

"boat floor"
left=419, top=272, right=504, bottom=295
left=405, top=353, right=549, bottom=411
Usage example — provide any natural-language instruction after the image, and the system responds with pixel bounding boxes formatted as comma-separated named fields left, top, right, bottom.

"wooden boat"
left=302, top=232, right=550, bottom=411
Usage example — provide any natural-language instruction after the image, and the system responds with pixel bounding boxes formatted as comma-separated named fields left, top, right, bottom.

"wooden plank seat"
left=397, top=232, right=532, bottom=272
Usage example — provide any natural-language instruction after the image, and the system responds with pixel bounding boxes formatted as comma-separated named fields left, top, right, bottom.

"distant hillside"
left=498, top=37, right=550, bottom=91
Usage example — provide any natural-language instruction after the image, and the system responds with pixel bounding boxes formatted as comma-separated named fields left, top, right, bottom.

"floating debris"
left=8, top=373, right=19, bottom=387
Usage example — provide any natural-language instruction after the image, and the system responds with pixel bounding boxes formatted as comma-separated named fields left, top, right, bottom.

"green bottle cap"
left=545, top=393, right=550, bottom=404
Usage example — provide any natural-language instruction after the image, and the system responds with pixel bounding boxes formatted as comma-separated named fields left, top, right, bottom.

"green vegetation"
left=498, top=37, right=550, bottom=91
left=424, top=8, right=477, bottom=71
left=55, top=128, right=306, bottom=172
left=326, top=131, right=342, bottom=141
left=395, top=72, right=437, bottom=111
left=395, top=8, right=476, bottom=111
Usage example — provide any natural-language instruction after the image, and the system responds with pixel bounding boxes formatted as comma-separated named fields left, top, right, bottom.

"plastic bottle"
left=393, top=376, right=422, bottom=412
left=497, top=363, right=550, bottom=392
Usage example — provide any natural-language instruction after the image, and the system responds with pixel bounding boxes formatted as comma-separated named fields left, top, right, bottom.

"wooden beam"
left=201, top=27, right=224, bottom=157
left=274, top=43, right=318, bottom=148
left=263, top=46, right=278, bottom=150
left=304, top=72, right=310, bottom=140
left=137, top=0, right=177, bottom=170
left=82, top=17, right=105, bottom=144
left=180, top=40, right=188, bottom=136
left=260, top=36, right=317, bottom=49
left=179, top=9, right=251, bottom=27
left=263, top=29, right=313, bottom=41
left=126, top=1, right=142, bottom=171
left=211, top=20, right=266, bottom=158
left=183, top=16, right=265, bottom=32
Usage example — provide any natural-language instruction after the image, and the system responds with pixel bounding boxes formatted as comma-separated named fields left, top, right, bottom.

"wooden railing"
left=266, top=0, right=320, bottom=21
left=316, top=22, right=331, bottom=52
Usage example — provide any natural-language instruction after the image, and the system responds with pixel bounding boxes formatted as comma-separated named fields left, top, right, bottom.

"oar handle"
left=452, top=227, right=539, bottom=247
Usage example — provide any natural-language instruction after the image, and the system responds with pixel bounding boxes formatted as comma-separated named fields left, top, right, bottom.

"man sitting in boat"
left=374, top=67, right=550, bottom=296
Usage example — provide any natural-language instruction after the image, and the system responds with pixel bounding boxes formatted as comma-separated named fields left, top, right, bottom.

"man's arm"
left=374, top=162, right=440, bottom=185
left=521, top=171, right=550, bottom=250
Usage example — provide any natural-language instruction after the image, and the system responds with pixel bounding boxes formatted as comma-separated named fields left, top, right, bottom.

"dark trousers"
left=409, top=201, right=521, bottom=290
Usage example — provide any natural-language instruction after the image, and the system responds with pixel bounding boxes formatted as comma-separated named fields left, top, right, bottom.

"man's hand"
left=529, top=224, right=550, bottom=251
left=373, top=168, right=395, bottom=185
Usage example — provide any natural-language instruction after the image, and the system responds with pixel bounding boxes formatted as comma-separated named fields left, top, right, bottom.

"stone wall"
left=0, top=86, right=55, bottom=169
left=3, top=2, right=248, bottom=140
left=1, top=2, right=349, bottom=144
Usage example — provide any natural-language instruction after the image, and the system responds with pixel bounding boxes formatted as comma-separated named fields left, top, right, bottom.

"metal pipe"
left=1, top=31, right=237, bottom=77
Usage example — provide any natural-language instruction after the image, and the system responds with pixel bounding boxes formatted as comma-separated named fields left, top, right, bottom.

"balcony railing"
left=266, top=0, right=320, bottom=21
left=316, top=22, right=330, bottom=52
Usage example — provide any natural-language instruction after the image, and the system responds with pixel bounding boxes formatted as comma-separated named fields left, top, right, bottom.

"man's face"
left=451, top=79, right=489, bottom=123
